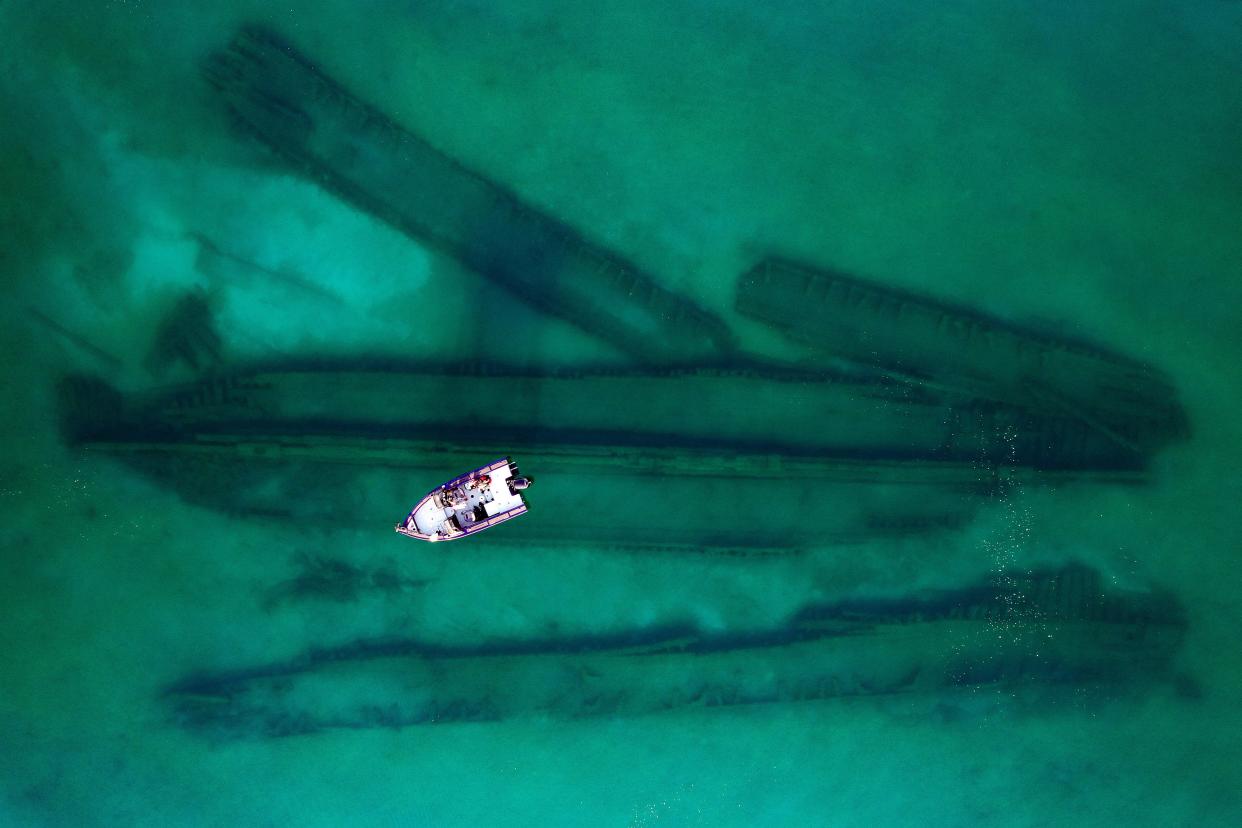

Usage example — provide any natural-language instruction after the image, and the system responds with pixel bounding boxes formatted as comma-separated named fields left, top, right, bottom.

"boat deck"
left=397, top=457, right=528, bottom=541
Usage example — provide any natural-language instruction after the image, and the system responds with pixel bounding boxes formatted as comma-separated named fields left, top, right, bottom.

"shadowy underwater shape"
left=204, top=25, right=735, bottom=364
left=737, top=259, right=1189, bottom=457
left=165, top=565, right=1187, bottom=738
left=59, top=356, right=1158, bottom=551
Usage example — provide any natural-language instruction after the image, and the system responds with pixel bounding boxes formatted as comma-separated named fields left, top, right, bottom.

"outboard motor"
left=509, top=476, right=533, bottom=492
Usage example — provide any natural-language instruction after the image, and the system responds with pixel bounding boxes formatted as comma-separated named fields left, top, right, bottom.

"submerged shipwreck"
left=737, top=259, right=1188, bottom=457
left=60, top=29, right=1199, bottom=735
left=166, top=565, right=1187, bottom=737
left=203, top=26, right=734, bottom=364
left=62, top=360, right=1160, bottom=471
left=58, top=27, right=1189, bottom=552
left=61, top=356, right=1162, bottom=550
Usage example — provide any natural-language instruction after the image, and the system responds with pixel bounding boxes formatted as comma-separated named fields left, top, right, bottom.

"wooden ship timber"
left=203, top=26, right=735, bottom=364
left=61, top=359, right=1158, bottom=549
left=737, top=259, right=1188, bottom=457
left=165, top=565, right=1187, bottom=738
left=63, top=360, right=1158, bottom=470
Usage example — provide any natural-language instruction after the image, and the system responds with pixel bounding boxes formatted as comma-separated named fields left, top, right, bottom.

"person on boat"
left=441, top=487, right=467, bottom=507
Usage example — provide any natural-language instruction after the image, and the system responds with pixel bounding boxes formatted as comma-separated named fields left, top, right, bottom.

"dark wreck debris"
left=58, top=360, right=1150, bottom=549
left=61, top=359, right=1153, bottom=474
left=60, top=435, right=1000, bottom=553
left=144, top=291, right=223, bottom=377
left=165, top=565, right=1187, bottom=738
left=204, top=26, right=734, bottom=363
left=58, top=374, right=125, bottom=447
left=736, top=259, right=1189, bottom=458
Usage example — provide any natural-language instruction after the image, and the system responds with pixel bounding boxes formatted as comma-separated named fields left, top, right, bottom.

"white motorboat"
left=396, top=457, right=532, bottom=541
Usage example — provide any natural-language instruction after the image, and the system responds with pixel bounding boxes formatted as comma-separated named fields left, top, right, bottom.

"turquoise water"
left=3, top=1, right=1241, bottom=825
